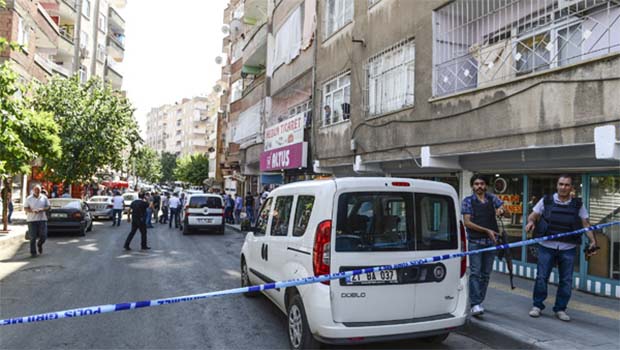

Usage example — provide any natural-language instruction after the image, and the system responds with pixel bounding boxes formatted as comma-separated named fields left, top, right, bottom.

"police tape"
left=1, top=221, right=618, bottom=326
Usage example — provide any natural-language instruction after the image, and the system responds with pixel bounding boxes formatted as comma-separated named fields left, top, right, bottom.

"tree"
left=159, top=151, right=177, bottom=183
left=29, top=76, right=142, bottom=184
left=0, top=37, right=62, bottom=231
left=174, top=154, right=209, bottom=186
left=132, top=146, right=161, bottom=184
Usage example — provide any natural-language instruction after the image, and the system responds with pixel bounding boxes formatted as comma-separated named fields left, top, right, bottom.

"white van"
left=240, top=178, right=468, bottom=349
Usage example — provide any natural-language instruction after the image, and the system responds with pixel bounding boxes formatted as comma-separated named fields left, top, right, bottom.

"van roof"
left=270, top=177, right=457, bottom=196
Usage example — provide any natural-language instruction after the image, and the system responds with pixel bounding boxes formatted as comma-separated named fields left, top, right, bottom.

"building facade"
left=145, top=96, right=219, bottom=161
left=220, top=0, right=620, bottom=297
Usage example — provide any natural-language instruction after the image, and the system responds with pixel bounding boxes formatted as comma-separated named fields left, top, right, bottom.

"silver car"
left=86, top=196, right=114, bottom=220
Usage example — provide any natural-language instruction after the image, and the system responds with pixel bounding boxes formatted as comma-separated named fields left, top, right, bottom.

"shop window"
left=587, top=175, right=620, bottom=280
left=489, top=174, right=524, bottom=262
left=526, top=174, right=582, bottom=271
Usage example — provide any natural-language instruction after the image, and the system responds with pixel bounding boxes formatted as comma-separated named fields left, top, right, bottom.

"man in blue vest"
left=526, top=174, right=597, bottom=321
left=462, top=174, right=506, bottom=317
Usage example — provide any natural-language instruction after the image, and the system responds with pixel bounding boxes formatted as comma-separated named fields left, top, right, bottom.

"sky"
left=120, top=0, right=228, bottom=135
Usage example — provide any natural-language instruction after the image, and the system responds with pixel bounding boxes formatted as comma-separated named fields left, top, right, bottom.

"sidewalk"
left=0, top=211, right=28, bottom=252
left=225, top=223, right=242, bottom=233
left=463, top=271, right=620, bottom=349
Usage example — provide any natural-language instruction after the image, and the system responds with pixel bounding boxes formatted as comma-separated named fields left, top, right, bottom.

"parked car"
left=122, top=192, right=139, bottom=214
left=86, top=196, right=114, bottom=220
left=240, top=178, right=468, bottom=349
left=47, top=198, right=93, bottom=236
left=180, top=194, right=224, bottom=235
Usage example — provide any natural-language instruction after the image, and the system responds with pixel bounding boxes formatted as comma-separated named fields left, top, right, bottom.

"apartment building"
left=221, top=0, right=619, bottom=297
left=145, top=96, right=218, bottom=161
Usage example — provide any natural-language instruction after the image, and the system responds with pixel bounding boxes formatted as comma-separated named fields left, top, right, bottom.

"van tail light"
left=72, top=212, right=82, bottom=220
left=313, top=220, right=332, bottom=285
left=185, top=207, right=191, bottom=217
left=221, top=206, right=225, bottom=218
left=460, top=220, right=467, bottom=278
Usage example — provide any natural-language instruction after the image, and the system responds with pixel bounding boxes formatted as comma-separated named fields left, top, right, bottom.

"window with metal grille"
left=324, top=0, right=353, bottom=38
left=432, top=0, right=620, bottom=97
left=288, top=100, right=313, bottom=128
left=322, top=72, right=351, bottom=126
left=367, top=38, right=415, bottom=117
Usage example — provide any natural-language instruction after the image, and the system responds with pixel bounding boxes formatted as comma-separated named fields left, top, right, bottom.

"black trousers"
left=124, top=221, right=147, bottom=248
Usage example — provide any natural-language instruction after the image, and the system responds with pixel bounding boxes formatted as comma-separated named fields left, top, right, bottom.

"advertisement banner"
left=260, top=142, right=308, bottom=172
left=264, top=114, right=304, bottom=151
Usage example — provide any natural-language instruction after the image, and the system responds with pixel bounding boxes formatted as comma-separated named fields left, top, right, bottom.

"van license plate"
left=345, top=270, right=398, bottom=285
left=197, top=218, right=213, bottom=224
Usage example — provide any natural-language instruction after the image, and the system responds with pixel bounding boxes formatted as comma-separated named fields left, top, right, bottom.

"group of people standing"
left=223, top=186, right=271, bottom=225
left=462, top=174, right=597, bottom=322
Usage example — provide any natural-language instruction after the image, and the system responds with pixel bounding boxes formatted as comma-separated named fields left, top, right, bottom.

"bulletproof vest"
left=469, top=195, right=499, bottom=240
left=535, top=195, right=583, bottom=244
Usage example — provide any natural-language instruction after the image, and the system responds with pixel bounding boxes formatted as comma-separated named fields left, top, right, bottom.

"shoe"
left=529, top=306, right=541, bottom=317
left=555, top=311, right=570, bottom=321
left=471, top=304, right=484, bottom=316
left=141, top=246, right=151, bottom=250
left=37, top=242, right=43, bottom=254
left=124, top=246, right=131, bottom=251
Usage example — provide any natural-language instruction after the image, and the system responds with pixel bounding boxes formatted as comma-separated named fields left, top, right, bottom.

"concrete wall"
left=313, top=0, right=620, bottom=173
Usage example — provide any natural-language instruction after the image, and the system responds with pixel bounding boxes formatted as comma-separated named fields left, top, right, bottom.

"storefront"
left=480, top=173, right=620, bottom=298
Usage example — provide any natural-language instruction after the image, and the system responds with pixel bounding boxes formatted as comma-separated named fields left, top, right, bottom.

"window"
left=515, top=32, right=551, bottom=75
left=80, top=30, right=89, bottom=49
left=325, top=0, right=353, bottom=38
left=17, top=17, right=29, bottom=48
left=322, top=72, right=351, bottom=126
left=415, top=194, right=457, bottom=251
left=270, top=196, right=294, bottom=236
left=97, top=43, right=106, bottom=62
left=588, top=175, right=620, bottom=280
left=231, top=79, right=243, bottom=102
left=557, top=23, right=583, bottom=67
left=288, top=100, right=312, bottom=128
left=293, top=196, right=315, bottom=237
left=189, top=196, right=222, bottom=209
left=367, top=39, right=415, bottom=116
left=255, top=197, right=273, bottom=235
left=82, top=0, right=91, bottom=18
left=336, top=192, right=414, bottom=252
left=78, top=66, right=87, bottom=83
left=98, top=13, right=107, bottom=33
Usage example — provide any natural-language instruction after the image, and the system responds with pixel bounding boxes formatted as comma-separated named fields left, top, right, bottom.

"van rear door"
left=330, top=191, right=417, bottom=323
left=330, top=190, right=461, bottom=323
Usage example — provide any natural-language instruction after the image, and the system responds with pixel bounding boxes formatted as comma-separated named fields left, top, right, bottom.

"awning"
left=260, top=174, right=283, bottom=185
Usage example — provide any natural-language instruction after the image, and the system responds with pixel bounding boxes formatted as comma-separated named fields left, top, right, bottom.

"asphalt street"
left=0, top=220, right=490, bottom=349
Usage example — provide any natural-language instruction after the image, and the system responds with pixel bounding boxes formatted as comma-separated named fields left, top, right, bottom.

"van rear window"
left=336, top=192, right=414, bottom=252
left=335, top=192, right=457, bottom=252
left=189, top=196, right=222, bottom=209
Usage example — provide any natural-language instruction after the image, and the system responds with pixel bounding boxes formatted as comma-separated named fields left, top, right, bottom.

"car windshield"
left=189, top=196, right=222, bottom=209
left=89, top=197, right=110, bottom=202
left=50, top=199, right=81, bottom=209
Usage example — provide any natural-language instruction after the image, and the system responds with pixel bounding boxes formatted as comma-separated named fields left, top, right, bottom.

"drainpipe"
left=90, top=0, right=101, bottom=77
left=73, top=0, right=83, bottom=75
left=310, top=0, right=319, bottom=166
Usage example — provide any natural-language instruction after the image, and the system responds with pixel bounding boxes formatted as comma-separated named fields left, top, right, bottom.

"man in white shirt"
left=24, top=185, right=50, bottom=257
left=526, top=175, right=597, bottom=321
left=168, top=193, right=181, bottom=229
left=112, top=191, right=124, bottom=227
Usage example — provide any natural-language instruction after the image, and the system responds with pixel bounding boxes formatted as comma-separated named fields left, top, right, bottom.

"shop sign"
left=498, top=194, right=522, bottom=214
left=264, top=114, right=304, bottom=151
left=260, top=142, right=308, bottom=172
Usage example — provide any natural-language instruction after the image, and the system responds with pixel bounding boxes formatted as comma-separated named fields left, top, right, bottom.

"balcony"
left=34, top=53, right=71, bottom=77
left=35, top=3, right=59, bottom=51
left=57, top=26, right=75, bottom=56
left=107, top=32, right=125, bottom=61
left=58, top=0, right=77, bottom=20
left=105, top=60, right=123, bottom=90
left=242, top=22, right=267, bottom=71
left=108, top=7, right=126, bottom=33
left=432, top=0, right=620, bottom=97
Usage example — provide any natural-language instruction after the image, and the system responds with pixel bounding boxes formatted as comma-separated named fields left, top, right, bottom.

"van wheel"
left=421, top=332, right=450, bottom=343
left=240, top=259, right=258, bottom=298
left=287, top=294, right=321, bottom=350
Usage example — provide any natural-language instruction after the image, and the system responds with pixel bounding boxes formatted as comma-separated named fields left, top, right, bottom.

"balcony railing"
left=107, top=33, right=125, bottom=51
left=61, top=0, right=77, bottom=11
left=432, top=0, right=620, bottom=97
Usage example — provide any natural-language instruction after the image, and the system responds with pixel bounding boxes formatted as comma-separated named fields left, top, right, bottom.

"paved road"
left=0, top=221, right=490, bottom=349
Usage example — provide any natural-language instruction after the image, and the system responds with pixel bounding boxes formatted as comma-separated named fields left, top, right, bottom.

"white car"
left=122, top=192, right=139, bottom=213
left=181, top=194, right=225, bottom=235
left=86, top=196, right=114, bottom=220
left=240, top=178, right=468, bottom=349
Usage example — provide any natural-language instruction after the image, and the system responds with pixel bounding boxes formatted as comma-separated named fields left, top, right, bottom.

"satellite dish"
left=213, top=85, right=222, bottom=93
left=230, top=19, right=242, bottom=36
left=215, top=56, right=223, bottom=65
left=221, top=24, right=230, bottom=35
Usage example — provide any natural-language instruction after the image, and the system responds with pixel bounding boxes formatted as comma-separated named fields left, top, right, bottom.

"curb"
left=460, top=317, right=539, bottom=349
left=225, top=224, right=242, bottom=233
